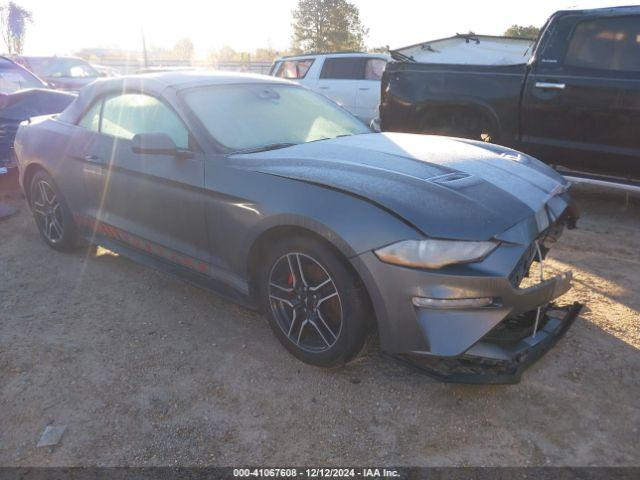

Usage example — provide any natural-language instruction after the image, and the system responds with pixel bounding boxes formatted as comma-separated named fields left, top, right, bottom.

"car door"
left=355, top=57, right=388, bottom=124
left=316, top=56, right=367, bottom=119
left=78, top=92, right=210, bottom=266
left=521, top=14, right=640, bottom=177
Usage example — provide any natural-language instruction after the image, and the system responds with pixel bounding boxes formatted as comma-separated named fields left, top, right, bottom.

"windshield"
left=26, top=57, right=99, bottom=78
left=182, top=84, right=370, bottom=151
left=0, top=65, right=44, bottom=93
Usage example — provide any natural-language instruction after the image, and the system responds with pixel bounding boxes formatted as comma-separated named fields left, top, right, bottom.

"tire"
left=29, top=170, right=81, bottom=252
left=258, top=235, right=370, bottom=368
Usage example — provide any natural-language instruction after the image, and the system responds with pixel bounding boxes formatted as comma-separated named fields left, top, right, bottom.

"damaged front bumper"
left=351, top=206, right=581, bottom=384
left=392, top=302, right=583, bottom=384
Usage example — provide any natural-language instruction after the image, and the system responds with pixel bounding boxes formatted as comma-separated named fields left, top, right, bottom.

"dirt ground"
left=1, top=173, right=639, bottom=467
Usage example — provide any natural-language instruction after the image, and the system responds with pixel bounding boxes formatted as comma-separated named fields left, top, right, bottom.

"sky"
left=14, top=0, right=640, bottom=57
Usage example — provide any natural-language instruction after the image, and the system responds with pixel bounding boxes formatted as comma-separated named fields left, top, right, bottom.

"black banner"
left=0, top=468, right=637, bottom=480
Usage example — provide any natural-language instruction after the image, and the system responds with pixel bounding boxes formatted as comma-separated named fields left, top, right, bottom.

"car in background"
left=381, top=6, right=640, bottom=188
left=0, top=56, right=74, bottom=173
left=15, top=56, right=101, bottom=92
left=270, top=52, right=388, bottom=125
left=92, top=64, right=120, bottom=77
left=0, top=56, right=45, bottom=93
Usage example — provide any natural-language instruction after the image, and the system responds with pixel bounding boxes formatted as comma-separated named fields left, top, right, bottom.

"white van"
left=270, top=52, right=389, bottom=125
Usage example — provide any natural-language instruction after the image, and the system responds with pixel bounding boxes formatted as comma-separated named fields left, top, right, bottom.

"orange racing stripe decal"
left=74, top=213, right=209, bottom=274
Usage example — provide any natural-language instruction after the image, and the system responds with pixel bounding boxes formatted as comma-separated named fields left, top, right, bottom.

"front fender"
left=212, top=168, right=423, bottom=282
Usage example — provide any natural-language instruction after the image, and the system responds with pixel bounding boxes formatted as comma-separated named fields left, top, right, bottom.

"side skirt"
left=84, top=232, right=257, bottom=311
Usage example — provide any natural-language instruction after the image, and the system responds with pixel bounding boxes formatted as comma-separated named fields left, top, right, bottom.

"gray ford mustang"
left=15, top=72, right=582, bottom=383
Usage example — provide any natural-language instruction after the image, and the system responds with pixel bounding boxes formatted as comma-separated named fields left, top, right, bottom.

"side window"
left=68, top=62, right=98, bottom=78
left=320, top=57, right=367, bottom=80
left=48, top=59, right=71, bottom=78
left=565, top=16, right=640, bottom=72
left=364, top=58, right=387, bottom=81
left=275, top=59, right=314, bottom=79
left=100, top=93, right=189, bottom=149
left=78, top=101, right=101, bottom=132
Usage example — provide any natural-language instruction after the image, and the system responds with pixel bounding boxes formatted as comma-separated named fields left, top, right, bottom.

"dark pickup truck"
left=380, top=6, right=640, bottom=184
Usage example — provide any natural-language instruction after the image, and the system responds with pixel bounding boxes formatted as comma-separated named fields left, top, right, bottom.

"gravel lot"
left=1, top=175, right=639, bottom=467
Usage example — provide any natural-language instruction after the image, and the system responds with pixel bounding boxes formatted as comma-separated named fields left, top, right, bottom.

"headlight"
left=374, top=239, right=499, bottom=269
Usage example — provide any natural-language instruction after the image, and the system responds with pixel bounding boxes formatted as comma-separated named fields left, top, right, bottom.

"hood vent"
left=429, top=172, right=479, bottom=188
left=500, top=152, right=529, bottom=164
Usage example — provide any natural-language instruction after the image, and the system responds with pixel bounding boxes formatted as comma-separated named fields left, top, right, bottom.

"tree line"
left=1, top=0, right=542, bottom=61
left=1, top=1, right=32, bottom=54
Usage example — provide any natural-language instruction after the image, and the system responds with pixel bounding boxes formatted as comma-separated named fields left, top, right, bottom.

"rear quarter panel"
left=16, top=117, right=87, bottom=212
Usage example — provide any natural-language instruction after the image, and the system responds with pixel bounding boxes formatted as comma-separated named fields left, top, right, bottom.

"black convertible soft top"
left=57, top=71, right=294, bottom=125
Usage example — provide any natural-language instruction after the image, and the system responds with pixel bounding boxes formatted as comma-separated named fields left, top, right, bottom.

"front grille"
left=483, top=308, right=549, bottom=346
left=508, top=214, right=568, bottom=288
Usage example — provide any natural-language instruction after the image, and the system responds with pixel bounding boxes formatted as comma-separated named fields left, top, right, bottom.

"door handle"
left=84, top=154, right=102, bottom=163
left=319, top=86, right=330, bottom=90
left=359, top=87, right=371, bottom=91
left=535, top=82, right=566, bottom=90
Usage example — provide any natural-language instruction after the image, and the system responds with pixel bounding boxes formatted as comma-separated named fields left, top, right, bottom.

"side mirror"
left=131, top=133, right=193, bottom=159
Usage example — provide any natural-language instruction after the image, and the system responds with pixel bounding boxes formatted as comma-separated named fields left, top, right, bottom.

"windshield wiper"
left=234, top=142, right=298, bottom=154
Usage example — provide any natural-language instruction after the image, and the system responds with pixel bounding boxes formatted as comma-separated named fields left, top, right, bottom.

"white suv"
left=270, top=52, right=389, bottom=125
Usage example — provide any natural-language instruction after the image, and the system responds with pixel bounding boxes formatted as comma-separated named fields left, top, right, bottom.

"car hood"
left=231, top=132, right=569, bottom=241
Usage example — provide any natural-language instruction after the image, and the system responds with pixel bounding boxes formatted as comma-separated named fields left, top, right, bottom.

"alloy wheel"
left=268, top=252, right=343, bottom=353
left=31, top=180, right=64, bottom=243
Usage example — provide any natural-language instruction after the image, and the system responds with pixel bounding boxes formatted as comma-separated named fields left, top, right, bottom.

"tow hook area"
left=389, top=302, right=583, bottom=384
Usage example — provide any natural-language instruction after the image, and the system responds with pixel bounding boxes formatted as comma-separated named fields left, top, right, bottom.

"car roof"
left=275, top=52, right=389, bottom=61
left=0, top=55, right=46, bottom=84
left=0, top=56, right=21, bottom=67
left=111, top=70, right=294, bottom=90
left=19, top=55, right=88, bottom=61
left=57, top=71, right=296, bottom=124
left=556, top=5, right=640, bottom=15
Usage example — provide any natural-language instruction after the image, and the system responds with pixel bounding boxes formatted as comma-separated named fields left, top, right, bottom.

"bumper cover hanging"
left=390, top=302, right=583, bottom=384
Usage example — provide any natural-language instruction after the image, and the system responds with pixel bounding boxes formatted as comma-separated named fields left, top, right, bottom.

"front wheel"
left=258, top=235, right=370, bottom=368
left=29, top=170, right=81, bottom=252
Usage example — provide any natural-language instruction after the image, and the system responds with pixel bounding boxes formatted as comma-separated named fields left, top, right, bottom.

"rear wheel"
left=420, top=107, right=497, bottom=143
left=29, top=170, right=81, bottom=252
left=258, top=235, right=370, bottom=368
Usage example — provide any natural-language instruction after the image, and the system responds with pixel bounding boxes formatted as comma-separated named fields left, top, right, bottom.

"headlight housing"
left=374, top=239, right=499, bottom=269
